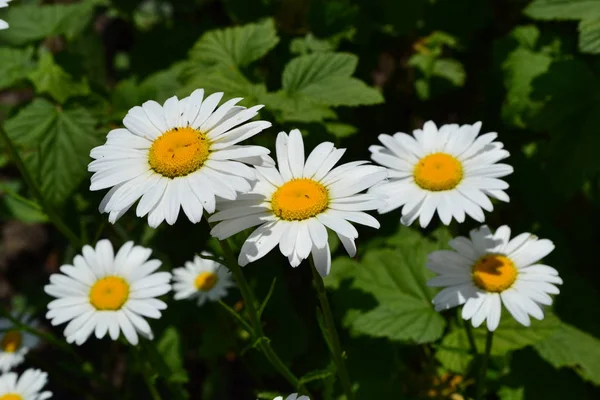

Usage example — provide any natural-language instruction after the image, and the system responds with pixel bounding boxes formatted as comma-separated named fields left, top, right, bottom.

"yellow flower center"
left=194, top=272, right=219, bottom=291
left=271, top=179, right=329, bottom=221
left=148, top=127, right=210, bottom=178
left=472, top=254, right=518, bottom=293
left=0, top=330, right=22, bottom=353
left=413, top=153, right=463, bottom=191
left=89, top=276, right=130, bottom=310
left=0, top=394, right=23, bottom=400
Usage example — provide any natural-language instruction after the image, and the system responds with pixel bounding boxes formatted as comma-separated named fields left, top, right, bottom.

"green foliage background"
left=1, top=0, right=599, bottom=399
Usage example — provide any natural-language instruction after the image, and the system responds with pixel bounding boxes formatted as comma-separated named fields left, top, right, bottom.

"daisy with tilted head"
left=89, top=89, right=273, bottom=227
left=172, top=253, right=234, bottom=306
left=427, top=225, right=562, bottom=331
left=45, top=240, right=171, bottom=345
left=369, top=121, right=513, bottom=228
left=0, top=314, right=40, bottom=373
left=0, top=1, right=11, bottom=30
left=0, top=368, right=52, bottom=400
left=210, top=129, right=387, bottom=276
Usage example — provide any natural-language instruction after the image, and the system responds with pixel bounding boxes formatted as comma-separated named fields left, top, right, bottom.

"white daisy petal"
left=0, top=369, right=52, bottom=400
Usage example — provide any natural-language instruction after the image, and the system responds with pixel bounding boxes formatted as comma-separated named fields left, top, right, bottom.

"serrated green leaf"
left=324, top=122, right=358, bottom=138
left=534, top=322, right=600, bottom=385
left=578, top=17, right=600, bottom=53
left=290, top=33, right=336, bottom=55
left=525, top=0, right=600, bottom=20
left=28, top=50, right=90, bottom=103
left=0, top=47, right=35, bottom=90
left=435, top=325, right=474, bottom=374
left=4, top=99, right=100, bottom=206
left=189, top=18, right=279, bottom=67
left=157, top=327, right=189, bottom=384
left=260, top=91, right=337, bottom=123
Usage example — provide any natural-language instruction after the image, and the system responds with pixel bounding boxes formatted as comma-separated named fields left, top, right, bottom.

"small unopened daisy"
left=0, top=1, right=11, bottom=30
left=369, top=121, right=513, bottom=227
left=89, top=89, right=273, bottom=227
left=0, top=314, right=40, bottom=372
left=0, top=368, right=52, bottom=400
left=172, top=253, right=234, bottom=306
left=427, top=225, right=562, bottom=331
left=45, top=240, right=171, bottom=345
left=273, top=394, right=309, bottom=400
left=210, top=129, right=387, bottom=276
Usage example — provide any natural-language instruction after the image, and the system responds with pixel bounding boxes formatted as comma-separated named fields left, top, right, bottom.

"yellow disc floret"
left=271, top=179, right=329, bottom=221
left=194, top=272, right=218, bottom=291
left=89, top=276, right=130, bottom=310
left=0, top=330, right=22, bottom=353
left=0, top=394, right=23, bottom=400
left=148, top=127, right=210, bottom=178
left=472, top=254, right=518, bottom=293
left=414, top=153, right=463, bottom=191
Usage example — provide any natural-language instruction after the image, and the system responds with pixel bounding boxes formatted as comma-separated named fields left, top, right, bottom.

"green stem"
left=136, top=349, right=163, bottom=400
left=214, top=237, right=308, bottom=395
left=463, top=319, right=478, bottom=355
left=0, top=126, right=81, bottom=247
left=310, top=259, right=354, bottom=400
left=476, top=330, right=494, bottom=400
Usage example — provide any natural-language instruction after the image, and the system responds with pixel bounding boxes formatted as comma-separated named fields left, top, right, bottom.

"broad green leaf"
left=498, top=386, right=525, bottom=400
left=189, top=18, right=279, bottom=67
left=534, top=322, right=600, bottom=385
left=0, top=47, right=35, bottom=90
left=0, top=181, right=48, bottom=223
left=157, top=327, right=189, bottom=384
left=290, top=33, right=336, bottom=55
left=28, top=50, right=90, bottom=103
left=324, top=122, right=358, bottom=138
left=525, top=0, right=600, bottom=20
left=4, top=99, right=101, bottom=206
left=578, top=17, right=600, bottom=53
left=260, top=91, right=336, bottom=123
left=435, top=324, right=474, bottom=374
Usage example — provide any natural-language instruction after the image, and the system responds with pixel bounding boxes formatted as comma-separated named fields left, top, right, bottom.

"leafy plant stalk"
left=476, top=329, right=494, bottom=400
left=310, top=259, right=355, bottom=400
left=463, top=318, right=478, bottom=354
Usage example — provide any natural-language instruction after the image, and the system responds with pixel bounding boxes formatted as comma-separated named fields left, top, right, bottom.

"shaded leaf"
left=157, top=327, right=189, bottom=384
left=28, top=50, right=90, bottom=103
left=0, top=47, right=36, bottom=90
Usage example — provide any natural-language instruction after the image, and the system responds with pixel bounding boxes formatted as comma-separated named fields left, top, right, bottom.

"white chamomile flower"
left=0, top=314, right=40, bottom=373
left=273, top=395, right=309, bottom=400
left=172, top=253, right=234, bottom=306
left=210, top=129, right=387, bottom=276
left=89, top=89, right=274, bottom=228
left=369, top=121, right=513, bottom=228
left=0, top=1, right=11, bottom=30
left=427, top=225, right=562, bottom=331
left=44, top=239, right=171, bottom=345
left=0, top=368, right=52, bottom=400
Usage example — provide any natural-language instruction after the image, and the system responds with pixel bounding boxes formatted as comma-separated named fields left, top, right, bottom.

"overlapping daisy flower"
left=427, top=225, right=562, bottom=331
left=369, top=121, right=513, bottom=228
left=172, top=253, right=234, bottom=306
left=273, top=394, right=309, bottom=400
left=210, top=129, right=387, bottom=276
left=0, top=0, right=11, bottom=30
left=89, top=89, right=273, bottom=227
left=0, top=314, right=40, bottom=372
left=0, top=368, right=52, bottom=400
left=45, top=240, right=171, bottom=345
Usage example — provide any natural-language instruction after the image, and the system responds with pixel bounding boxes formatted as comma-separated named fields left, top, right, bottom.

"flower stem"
left=310, top=259, right=354, bottom=400
left=463, top=319, right=478, bottom=354
left=214, top=237, right=308, bottom=395
left=476, top=329, right=494, bottom=400
left=0, top=126, right=82, bottom=248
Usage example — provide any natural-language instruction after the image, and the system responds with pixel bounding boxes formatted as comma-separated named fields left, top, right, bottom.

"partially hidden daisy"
left=89, top=89, right=273, bottom=228
left=0, top=314, right=41, bottom=373
left=369, top=121, right=513, bottom=228
left=172, top=253, right=234, bottom=306
left=209, top=129, right=387, bottom=276
left=0, top=1, right=11, bottom=30
left=0, top=368, right=52, bottom=400
left=44, top=239, right=171, bottom=345
left=427, top=225, right=562, bottom=331
left=273, top=394, right=309, bottom=400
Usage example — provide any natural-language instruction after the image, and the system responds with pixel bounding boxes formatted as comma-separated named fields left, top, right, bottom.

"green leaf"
left=290, top=33, right=336, bottom=55
left=524, top=0, right=600, bottom=20
left=189, top=18, right=279, bottom=67
left=324, top=122, right=358, bottom=138
left=435, top=324, right=474, bottom=374
left=0, top=47, right=35, bottom=90
left=157, top=327, right=189, bottom=384
left=260, top=91, right=337, bottom=123
left=534, top=322, right=600, bottom=385
left=578, top=17, right=600, bottom=53
left=4, top=99, right=101, bottom=206
left=0, top=181, right=48, bottom=223
left=28, top=50, right=90, bottom=103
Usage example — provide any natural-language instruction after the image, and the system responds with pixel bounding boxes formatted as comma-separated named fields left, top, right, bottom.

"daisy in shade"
left=210, top=129, right=387, bottom=276
left=427, top=225, right=562, bottom=331
left=0, top=368, right=52, bottom=400
left=369, top=121, right=513, bottom=228
left=0, top=1, right=11, bottom=30
left=89, top=89, right=273, bottom=228
left=172, top=253, right=234, bottom=306
left=273, top=395, right=309, bottom=400
left=45, top=240, right=171, bottom=345
left=0, top=314, right=41, bottom=372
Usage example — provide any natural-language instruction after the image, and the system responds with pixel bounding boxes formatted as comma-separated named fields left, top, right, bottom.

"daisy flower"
left=0, top=314, right=40, bottom=373
left=273, top=395, right=309, bottom=400
left=0, top=368, right=52, bottom=400
left=89, top=89, right=273, bottom=228
left=44, top=239, right=171, bottom=345
left=0, top=1, right=11, bottom=30
left=427, top=225, right=562, bottom=331
left=172, top=253, right=234, bottom=306
left=210, top=129, right=387, bottom=276
left=369, top=121, right=513, bottom=228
